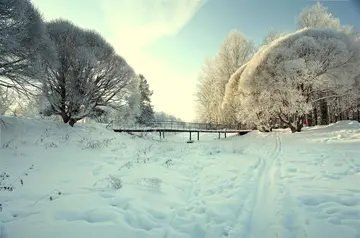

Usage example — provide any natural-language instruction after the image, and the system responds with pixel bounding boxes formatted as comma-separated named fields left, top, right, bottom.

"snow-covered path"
left=1, top=117, right=360, bottom=238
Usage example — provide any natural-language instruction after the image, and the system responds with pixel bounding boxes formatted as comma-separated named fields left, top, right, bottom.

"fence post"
left=197, top=131, right=199, bottom=141
left=189, top=132, right=192, bottom=141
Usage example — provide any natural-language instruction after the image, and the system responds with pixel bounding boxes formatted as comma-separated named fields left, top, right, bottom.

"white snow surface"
left=1, top=117, right=360, bottom=238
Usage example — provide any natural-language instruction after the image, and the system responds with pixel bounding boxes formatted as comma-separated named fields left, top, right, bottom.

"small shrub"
left=164, top=159, right=173, bottom=167
left=35, top=128, right=51, bottom=144
left=108, top=175, right=122, bottom=190
left=94, top=175, right=122, bottom=190
left=59, top=133, right=70, bottom=143
left=0, top=165, right=34, bottom=192
left=118, top=161, right=133, bottom=170
left=134, top=177, right=162, bottom=189
left=45, top=142, right=58, bottom=148
left=1, top=140, right=12, bottom=148
left=81, top=138, right=115, bottom=149
left=32, top=189, right=62, bottom=206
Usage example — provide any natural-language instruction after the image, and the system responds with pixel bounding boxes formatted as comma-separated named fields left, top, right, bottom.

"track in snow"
left=233, top=132, right=296, bottom=238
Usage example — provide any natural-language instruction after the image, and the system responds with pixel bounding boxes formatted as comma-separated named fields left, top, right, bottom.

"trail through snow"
left=1, top=117, right=360, bottom=238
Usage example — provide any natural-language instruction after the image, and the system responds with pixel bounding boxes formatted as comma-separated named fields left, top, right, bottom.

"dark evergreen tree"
left=136, top=74, right=154, bottom=125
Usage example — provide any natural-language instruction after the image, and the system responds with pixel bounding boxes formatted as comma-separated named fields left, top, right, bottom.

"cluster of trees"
left=196, top=3, right=360, bottom=132
left=154, top=112, right=183, bottom=122
left=0, top=0, right=157, bottom=127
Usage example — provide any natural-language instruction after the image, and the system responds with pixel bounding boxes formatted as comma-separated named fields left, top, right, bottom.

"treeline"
left=0, top=0, right=174, bottom=127
left=196, top=3, right=360, bottom=132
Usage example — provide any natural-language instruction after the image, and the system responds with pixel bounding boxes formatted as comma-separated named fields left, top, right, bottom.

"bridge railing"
left=113, top=121, right=242, bottom=130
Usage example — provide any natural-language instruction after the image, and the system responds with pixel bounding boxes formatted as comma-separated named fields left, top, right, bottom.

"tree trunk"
left=69, top=118, right=78, bottom=127
left=289, top=124, right=296, bottom=133
left=296, top=117, right=304, bottom=132
left=61, top=113, right=70, bottom=124
left=307, top=113, right=313, bottom=127
left=319, top=99, right=328, bottom=125
left=312, top=107, right=318, bottom=126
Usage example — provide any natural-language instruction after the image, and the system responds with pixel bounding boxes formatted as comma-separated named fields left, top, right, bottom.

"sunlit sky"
left=31, top=0, right=360, bottom=122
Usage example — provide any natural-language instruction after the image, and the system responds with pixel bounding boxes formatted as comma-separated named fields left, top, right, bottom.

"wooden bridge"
left=113, top=121, right=251, bottom=141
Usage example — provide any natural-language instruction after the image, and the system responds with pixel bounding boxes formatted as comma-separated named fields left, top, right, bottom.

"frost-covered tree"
left=221, top=63, right=247, bottom=126
left=113, top=74, right=141, bottom=127
left=260, top=29, right=289, bottom=47
left=136, top=74, right=154, bottom=125
left=196, top=30, right=255, bottom=123
left=239, top=28, right=360, bottom=132
left=0, top=86, right=13, bottom=115
left=296, top=2, right=360, bottom=126
left=42, top=20, right=135, bottom=126
left=154, top=112, right=183, bottom=122
left=0, top=0, right=56, bottom=92
left=296, top=2, right=341, bottom=30
left=196, top=58, right=219, bottom=123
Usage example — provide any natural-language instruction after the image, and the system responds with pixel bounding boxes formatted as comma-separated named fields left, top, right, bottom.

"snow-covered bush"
left=94, top=175, right=122, bottom=190
left=238, top=28, right=360, bottom=132
left=80, top=137, right=115, bottom=150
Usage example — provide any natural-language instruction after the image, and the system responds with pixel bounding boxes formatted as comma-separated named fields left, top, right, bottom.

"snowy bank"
left=0, top=117, right=360, bottom=238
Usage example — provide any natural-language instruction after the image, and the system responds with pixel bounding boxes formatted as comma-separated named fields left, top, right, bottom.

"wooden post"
left=197, top=131, right=199, bottom=140
left=162, top=131, right=165, bottom=139
left=225, top=132, right=227, bottom=138
left=218, top=132, right=220, bottom=139
left=189, top=132, right=192, bottom=141
left=159, top=131, right=161, bottom=139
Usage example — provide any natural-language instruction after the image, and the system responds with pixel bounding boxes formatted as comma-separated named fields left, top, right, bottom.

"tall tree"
left=238, top=28, right=360, bottom=133
left=196, top=30, right=255, bottom=123
left=0, top=0, right=56, bottom=93
left=296, top=2, right=341, bottom=30
left=136, top=74, right=154, bottom=125
left=296, top=2, right=360, bottom=126
left=42, top=20, right=135, bottom=126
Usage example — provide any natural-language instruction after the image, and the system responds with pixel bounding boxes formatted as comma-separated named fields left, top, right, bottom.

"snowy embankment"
left=0, top=117, right=360, bottom=238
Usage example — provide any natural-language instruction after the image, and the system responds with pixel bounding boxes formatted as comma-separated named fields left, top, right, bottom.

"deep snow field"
left=0, top=117, right=360, bottom=238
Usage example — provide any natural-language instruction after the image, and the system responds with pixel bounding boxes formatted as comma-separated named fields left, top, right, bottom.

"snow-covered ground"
left=1, top=117, right=360, bottom=238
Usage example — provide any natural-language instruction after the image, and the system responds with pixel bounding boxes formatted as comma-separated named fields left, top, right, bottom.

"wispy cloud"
left=100, top=0, right=204, bottom=55
left=99, top=0, right=206, bottom=120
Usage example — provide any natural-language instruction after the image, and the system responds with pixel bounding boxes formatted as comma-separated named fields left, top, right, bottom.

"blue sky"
left=32, top=0, right=360, bottom=121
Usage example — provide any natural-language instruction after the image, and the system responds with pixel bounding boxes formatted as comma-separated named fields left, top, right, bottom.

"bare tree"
left=0, top=0, right=56, bottom=93
left=42, top=20, right=135, bottom=126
